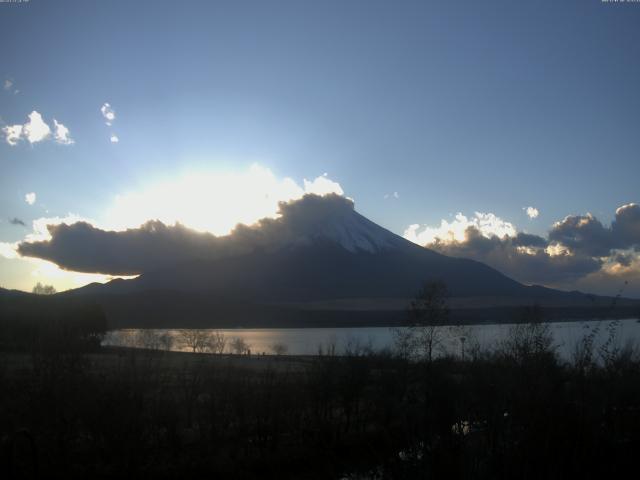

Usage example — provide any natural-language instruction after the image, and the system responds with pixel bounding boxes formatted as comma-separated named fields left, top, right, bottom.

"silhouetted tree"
left=32, top=282, right=56, bottom=295
left=407, top=280, right=450, bottom=361
left=500, top=304, right=555, bottom=364
left=230, top=337, right=250, bottom=355
left=178, top=329, right=206, bottom=352
left=177, top=329, right=226, bottom=353
left=270, top=342, right=288, bottom=355
left=204, top=331, right=226, bottom=354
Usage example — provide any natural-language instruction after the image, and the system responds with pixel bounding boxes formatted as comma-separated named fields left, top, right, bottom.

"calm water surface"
left=103, top=318, right=640, bottom=359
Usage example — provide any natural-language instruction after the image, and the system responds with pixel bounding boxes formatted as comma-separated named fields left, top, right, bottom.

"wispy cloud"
left=9, top=218, right=26, bottom=227
left=101, top=102, right=115, bottom=125
left=25, top=192, right=36, bottom=205
left=384, top=192, right=399, bottom=200
left=3, top=78, right=18, bottom=94
left=101, top=103, right=118, bottom=142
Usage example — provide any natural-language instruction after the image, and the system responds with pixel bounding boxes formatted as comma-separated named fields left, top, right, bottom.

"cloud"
left=25, top=192, right=36, bottom=205
left=16, top=194, right=355, bottom=275
left=102, top=164, right=344, bottom=235
left=1, top=213, right=89, bottom=264
left=567, top=253, right=640, bottom=298
left=548, top=213, right=611, bottom=257
left=0, top=242, right=19, bottom=260
left=53, top=119, right=74, bottom=145
left=9, top=218, right=26, bottom=227
left=3, top=111, right=72, bottom=146
left=548, top=204, right=640, bottom=257
left=110, top=134, right=119, bottom=143
left=12, top=166, right=347, bottom=275
left=611, top=203, right=640, bottom=249
left=3, top=78, right=18, bottom=94
left=384, top=192, right=399, bottom=200
left=405, top=204, right=640, bottom=292
left=101, top=103, right=115, bottom=125
left=426, top=226, right=601, bottom=284
left=404, top=212, right=517, bottom=246
left=22, top=111, right=51, bottom=143
left=303, top=174, right=343, bottom=196
left=3, top=124, right=22, bottom=146
left=524, top=206, right=539, bottom=219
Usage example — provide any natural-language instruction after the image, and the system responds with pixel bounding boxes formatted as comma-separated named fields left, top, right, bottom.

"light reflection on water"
left=102, top=318, right=640, bottom=359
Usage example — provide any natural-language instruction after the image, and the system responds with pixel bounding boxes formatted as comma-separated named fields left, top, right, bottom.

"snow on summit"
left=261, top=194, right=409, bottom=253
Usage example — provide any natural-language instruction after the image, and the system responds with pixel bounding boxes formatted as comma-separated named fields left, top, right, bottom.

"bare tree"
left=500, top=304, right=555, bottom=364
left=177, top=330, right=227, bottom=354
left=270, top=342, right=288, bottom=356
left=178, top=329, right=209, bottom=353
left=401, top=280, right=450, bottom=362
left=230, top=337, right=250, bottom=355
left=203, top=331, right=226, bottom=354
left=32, top=282, right=56, bottom=295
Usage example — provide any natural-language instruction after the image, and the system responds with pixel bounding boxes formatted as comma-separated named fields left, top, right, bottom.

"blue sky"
left=1, top=0, right=640, bottom=295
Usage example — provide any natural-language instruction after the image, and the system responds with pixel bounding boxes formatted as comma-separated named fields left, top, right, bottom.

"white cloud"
left=303, top=175, right=344, bottom=197
left=28, top=258, right=133, bottom=288
left=384, top=192, right=399, bottom=199
left=0, top=242, right=19, bottom=259
left=404, top=212, right=517, bottom=245
left=524, top=206, right=539, bottom=219
left=3, top=79, right=13, bottom=91
left=103, top=164, right=345, bottom=235
left=22, top=111, right=51, bottom=143
left=3, top=111, right=73, bottom=146
left=110, top=134, right=119, bottom=143
left=3, top=124, right=23, bottom=146
left=53, top=119, right=74, bottom=145
left=25, top=192, right=36, bottom=205
left=19, top=214, right=89, bottom=245
left=101, top=102, right=115, bottom=125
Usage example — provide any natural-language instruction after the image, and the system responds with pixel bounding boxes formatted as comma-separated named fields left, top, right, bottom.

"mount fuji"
left=57, top=194, right=637, bottom=328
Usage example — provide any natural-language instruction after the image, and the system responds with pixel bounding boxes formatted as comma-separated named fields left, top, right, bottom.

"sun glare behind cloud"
left=102, top=164, right=344, bottom=235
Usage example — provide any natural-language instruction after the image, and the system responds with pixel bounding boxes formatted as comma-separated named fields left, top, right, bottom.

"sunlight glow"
left=29, top=258, right=134, bottom=288
left=1, top=165, right=344, bottom=292
left=102, top=164, right=344, bottom=235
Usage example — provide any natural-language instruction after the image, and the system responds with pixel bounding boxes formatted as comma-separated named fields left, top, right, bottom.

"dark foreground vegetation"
left=1, top=329, right=640, bottom=478
left=2, top=287, right=640, bottom=478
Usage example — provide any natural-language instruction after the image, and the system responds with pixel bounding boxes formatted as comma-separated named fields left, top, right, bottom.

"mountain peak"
left=249, top=193, right=410, bottom=253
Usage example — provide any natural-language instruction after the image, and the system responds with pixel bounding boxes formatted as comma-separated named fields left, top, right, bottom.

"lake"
left=103, top=318, right=640, bottom=360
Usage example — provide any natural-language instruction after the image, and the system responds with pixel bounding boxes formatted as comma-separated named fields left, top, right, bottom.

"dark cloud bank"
left=427, top=203, right=640, bottom=295
left=17, top=194, right=357, bottom=276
